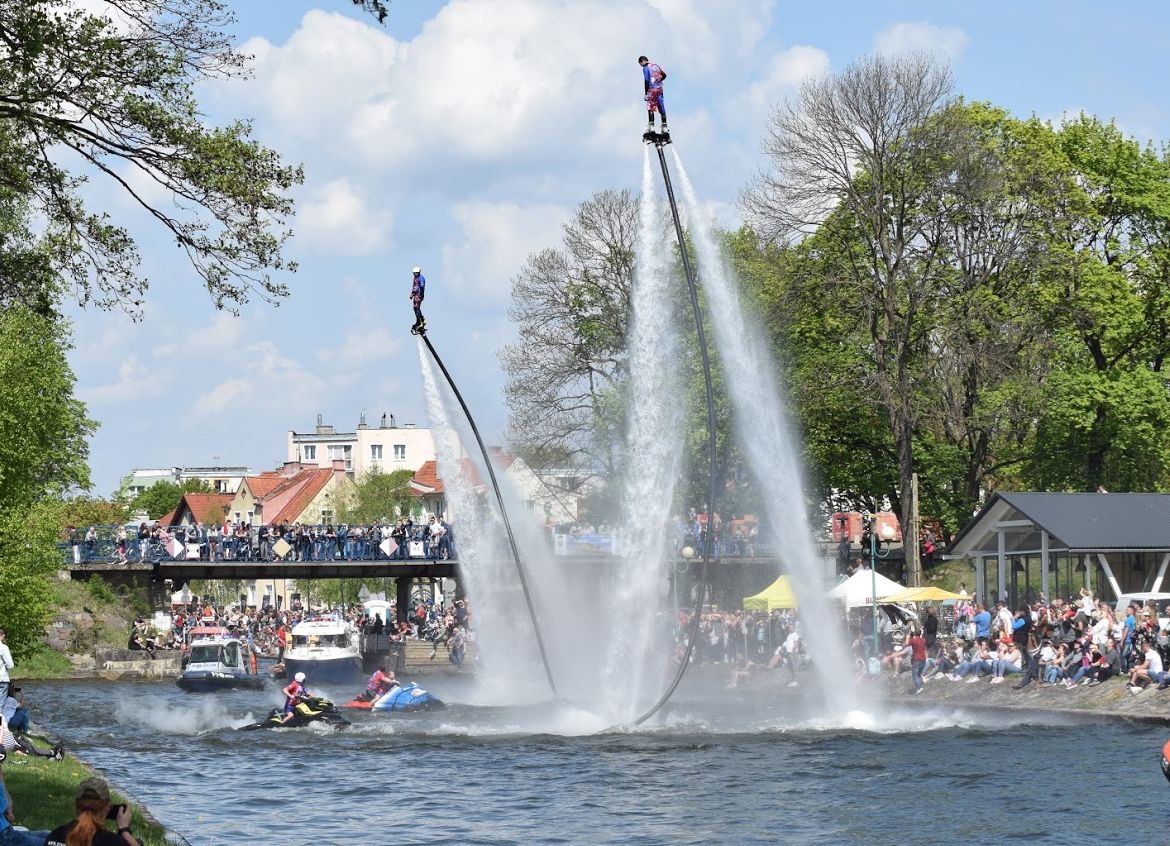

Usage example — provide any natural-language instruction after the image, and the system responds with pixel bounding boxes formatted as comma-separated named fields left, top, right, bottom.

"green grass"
left=17, top=646, right=73, bottom=679
left=3, top=746, right=170, bottom=845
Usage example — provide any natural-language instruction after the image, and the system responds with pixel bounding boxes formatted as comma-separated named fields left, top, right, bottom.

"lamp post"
left=869, top=517, right=896, bottom=661
left=678, top=545, right=696, bottom=619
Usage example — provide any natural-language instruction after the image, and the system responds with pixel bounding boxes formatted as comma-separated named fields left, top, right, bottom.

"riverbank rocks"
left=94, top=647, right=181, bottom=680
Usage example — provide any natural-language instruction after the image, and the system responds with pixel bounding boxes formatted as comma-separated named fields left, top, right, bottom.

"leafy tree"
left=0, top=306, right=93, bottom=505
left=1023, top=116, right=1170, bottom=491
left=0, top=502, right=65, bottom=659
left=341, top=469, right=416, bottom=524
left=0, top=0, right=302, bottom=314
left=133, top=478, right=212, bottom=520
left=500, top=190, right=638, bottom=479
left=350, top=0, right=390, bottom=22
left=59, top=497, right=131, bottom=534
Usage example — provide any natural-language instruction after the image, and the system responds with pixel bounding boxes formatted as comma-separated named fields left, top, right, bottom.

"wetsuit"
left=643, top=61, right=667, bottom=129
left=410, top=273, right=426, bottom=330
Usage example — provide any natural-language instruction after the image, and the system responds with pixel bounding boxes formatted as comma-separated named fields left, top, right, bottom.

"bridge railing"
left=57, top=525, right=458, bottom=566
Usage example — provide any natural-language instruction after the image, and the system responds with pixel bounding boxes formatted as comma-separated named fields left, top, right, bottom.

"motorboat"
left=283, top=614, right=362, bottom=684
left=177, top=630, right=265, bottom=692
left=342, top=681, right=445, bottom=712
left=238, top=695, right=348, bottom=730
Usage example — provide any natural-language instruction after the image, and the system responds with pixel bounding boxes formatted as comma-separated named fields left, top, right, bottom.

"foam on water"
left=113, top=694, right=252, bottom=735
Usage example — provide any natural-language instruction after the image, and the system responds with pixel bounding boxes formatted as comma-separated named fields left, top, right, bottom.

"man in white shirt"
left=0, top=629, right=12, bottom=703
left=1129, top=642, right=1164, bottom=692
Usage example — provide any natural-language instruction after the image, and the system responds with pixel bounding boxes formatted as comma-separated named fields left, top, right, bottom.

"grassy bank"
left=3, top=745, right=170, bottom=845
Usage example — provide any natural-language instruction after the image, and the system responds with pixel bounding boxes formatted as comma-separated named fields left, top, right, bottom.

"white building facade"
left=287, top=413, right=436, bottom=479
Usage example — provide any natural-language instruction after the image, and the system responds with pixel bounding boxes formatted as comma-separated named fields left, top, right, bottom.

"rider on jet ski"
left=279, top=672, right=309, bottom=725
left=359, top=666, right=398, bottom=702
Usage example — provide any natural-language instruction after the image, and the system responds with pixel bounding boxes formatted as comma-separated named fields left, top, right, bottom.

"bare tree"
left=500, top=190, right=638, bottom=480
left=745, top=53, right=954, bottom=584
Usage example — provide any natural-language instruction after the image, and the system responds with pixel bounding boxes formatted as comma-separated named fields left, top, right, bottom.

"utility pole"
left=909, top=472, right=921, bottom=587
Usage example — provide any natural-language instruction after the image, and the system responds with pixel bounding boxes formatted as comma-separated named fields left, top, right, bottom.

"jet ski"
left=342, top=682, right=445, bottom=712
left=238, top=695, right=349, bottom=730
left=1161, top=739, right=1170, bottom=784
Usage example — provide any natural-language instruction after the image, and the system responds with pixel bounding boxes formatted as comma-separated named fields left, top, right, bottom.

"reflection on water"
left=28, top=677, right=1163, bottom=845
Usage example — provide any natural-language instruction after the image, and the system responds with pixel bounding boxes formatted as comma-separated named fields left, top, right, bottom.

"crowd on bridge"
left=62, top=516, right=456, bottom=565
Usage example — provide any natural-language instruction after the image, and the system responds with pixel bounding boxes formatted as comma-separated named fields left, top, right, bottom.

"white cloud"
left=731, top=45, right=831, bottom=120
left=441, top=201, right=569, bottom=305
left=874, top=21, right=969, bottom=64
left=80, top=355, right=147, bottom=404
left=316, top=327, right=400, bottom=369
left=297, top=179, right=392, bottom=255
left=194, top=378, right=250, bottom=415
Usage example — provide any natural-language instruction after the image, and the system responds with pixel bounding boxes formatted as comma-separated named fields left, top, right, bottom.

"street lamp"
left=677, top=545, right=696, bottom=618
left=869, top=517, right=896, bottom=664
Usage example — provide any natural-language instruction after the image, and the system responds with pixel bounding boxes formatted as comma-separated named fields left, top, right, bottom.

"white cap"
left=294, top=672, right=306, bottom=682
left=412, top=266, right=421, bottom=274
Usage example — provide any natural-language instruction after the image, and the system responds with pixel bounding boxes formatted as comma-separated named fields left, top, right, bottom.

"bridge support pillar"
left=395, top=575, right=412, bottom=624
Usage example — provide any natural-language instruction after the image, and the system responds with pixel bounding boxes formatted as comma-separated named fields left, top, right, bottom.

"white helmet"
left=412, top=266, right=421, bottom=274
left=294, top=672, right=306, bottom=683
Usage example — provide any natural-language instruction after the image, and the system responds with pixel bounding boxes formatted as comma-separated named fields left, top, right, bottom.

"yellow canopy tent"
left=743, top=575, right=798, bottom=610
left=881, top=586, right=965, bottom=604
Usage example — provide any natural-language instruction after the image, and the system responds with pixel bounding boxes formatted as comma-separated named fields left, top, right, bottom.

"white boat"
left=283, top=615, right=361, bottom=683
left=177, top=627, right=264, bottom=692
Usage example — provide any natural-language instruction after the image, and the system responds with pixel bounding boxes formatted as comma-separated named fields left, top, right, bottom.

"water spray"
left=417, top=334, right=560, bottom=698
left=630, top=140, right=719, bottom=726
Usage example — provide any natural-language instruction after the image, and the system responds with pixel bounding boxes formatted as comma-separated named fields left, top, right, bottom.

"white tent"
left=827, top=568, right=905, bottom=608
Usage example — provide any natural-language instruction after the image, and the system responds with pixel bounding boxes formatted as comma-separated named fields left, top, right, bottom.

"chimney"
left=380, top=412, right=387, bottom=429
left=358, top=411, right=368, bottom=430
left=331, top=459, right=346, bottom=472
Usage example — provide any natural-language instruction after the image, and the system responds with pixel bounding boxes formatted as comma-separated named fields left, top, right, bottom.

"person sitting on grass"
left=44, top=777, right=140, bottom=846
left=989, top=640, right=1022, bottom=684
left=0, top=757, right=50, bottom=846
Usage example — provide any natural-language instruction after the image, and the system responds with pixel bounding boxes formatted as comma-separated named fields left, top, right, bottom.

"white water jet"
left=597, top=147, right=688, bottom=720
left=668, top=148, right=859, bottom=716
left=417, top=340, right=549, bottom=705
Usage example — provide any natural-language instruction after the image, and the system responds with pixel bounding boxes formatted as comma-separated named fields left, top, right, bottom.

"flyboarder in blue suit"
left=409, top=266, right=426, bottom=335
left=639, top=56, right=668, bottom=136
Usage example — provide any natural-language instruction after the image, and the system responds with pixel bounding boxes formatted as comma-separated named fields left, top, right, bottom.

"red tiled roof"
left=411, top=460, right=444, bottom=494
left=263, top=469, right=336, bottom=524
left=245, top=475, right=285, bottom=498
left=157, top=509, right=177, bottom=527
left=181, top=493, right=235, bottom=525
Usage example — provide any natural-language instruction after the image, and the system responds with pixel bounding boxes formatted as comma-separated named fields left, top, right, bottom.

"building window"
left=393, top=444, right=406, bottom=460
left=321, top=509, right=333, bottom=524
left=371, top=444, right=383, bottom=460
left=328, top=444, right=353, bottom=470
left=303, top=445, right=316, bottom=460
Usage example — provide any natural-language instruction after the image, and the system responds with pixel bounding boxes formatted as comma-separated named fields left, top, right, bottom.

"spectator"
left=43, top=777, right=139, bottom=846
left=0, top=630, right=11, bottom=703
left=1128, top=641, right=1165, bottom=693
left=0, top=760, right=50, bottom=845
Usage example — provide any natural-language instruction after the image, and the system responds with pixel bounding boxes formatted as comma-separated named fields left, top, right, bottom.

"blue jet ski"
left=345, top=682, right=444, bottom=712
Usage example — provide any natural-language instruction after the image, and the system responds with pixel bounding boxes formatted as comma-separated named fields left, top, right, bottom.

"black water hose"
left=631, top=143, right=719, bottom=726
left=419, top=334, right=560, bottom=698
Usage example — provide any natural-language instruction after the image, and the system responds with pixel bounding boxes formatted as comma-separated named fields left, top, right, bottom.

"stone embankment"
left=880, top=672, right=1170, bottom=723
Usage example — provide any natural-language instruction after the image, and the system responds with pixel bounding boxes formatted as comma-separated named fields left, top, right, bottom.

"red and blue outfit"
left=283, top=679, right=305, bottom=713
left=642, top=60, right=667, bottom=127
left=365, top=669, right=395, bottom=698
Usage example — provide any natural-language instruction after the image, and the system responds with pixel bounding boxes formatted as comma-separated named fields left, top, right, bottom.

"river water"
left=28, top=675, right=1165, bottom=846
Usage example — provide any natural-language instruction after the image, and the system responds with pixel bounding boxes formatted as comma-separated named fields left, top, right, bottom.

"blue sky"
left=68, top=0, right=1170, bottom=493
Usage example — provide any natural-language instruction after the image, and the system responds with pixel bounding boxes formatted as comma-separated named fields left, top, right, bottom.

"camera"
left=105, top=803, right=127, bottom=820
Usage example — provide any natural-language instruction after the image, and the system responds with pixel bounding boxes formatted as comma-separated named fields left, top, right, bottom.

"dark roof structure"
left=949, top=492, right=1170, bottom=555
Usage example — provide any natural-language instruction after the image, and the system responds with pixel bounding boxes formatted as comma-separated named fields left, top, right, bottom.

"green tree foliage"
left=341, top=469, right=416, bottom=523
left=1023, top=116, right=1170, bottom=491
left=58, top=497, right=131, bottom=534
left=0, top=306, right=93, bottom=505
left=0, top=502, right=66, bottom=659
left=132, top=479, right=212, bottom=520
left=0, top=0, right=302, bottom=314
